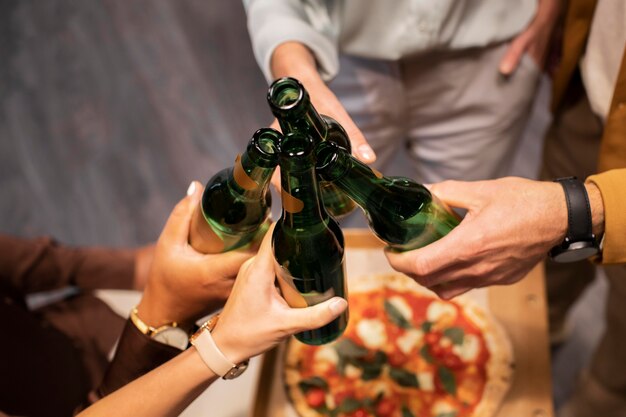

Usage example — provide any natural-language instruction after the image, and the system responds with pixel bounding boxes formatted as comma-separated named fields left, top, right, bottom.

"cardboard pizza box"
left=252, top=229, right=554, bottom=417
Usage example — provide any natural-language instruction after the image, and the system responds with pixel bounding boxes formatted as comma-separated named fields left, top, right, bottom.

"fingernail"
left=358, top=144, right=375, bottom=162
left=329, top=298, right=347, bottom=314
left=186, top=181, right=196, bottom=196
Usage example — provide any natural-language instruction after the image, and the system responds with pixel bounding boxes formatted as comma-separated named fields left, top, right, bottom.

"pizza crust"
left=285, top=272, right=515, bottom=417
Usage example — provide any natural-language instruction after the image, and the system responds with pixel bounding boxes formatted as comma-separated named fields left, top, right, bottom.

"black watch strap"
left=557, top=177, right=594, bottom=242
left=549, top=177, right=598, bottom=262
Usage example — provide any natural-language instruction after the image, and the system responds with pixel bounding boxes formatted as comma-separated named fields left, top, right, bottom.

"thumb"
left=159, top=181, right=203, bottom=245
left=428, top=180, right=483, bottom=211
left=286, top=297, right=348, bottom=333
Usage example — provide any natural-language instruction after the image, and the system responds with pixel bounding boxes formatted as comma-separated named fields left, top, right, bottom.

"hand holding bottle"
left=136, top=181, right=255, bottom=329
left=271, top=41, right=377, bottom=164
left=212, top=223, right=349, bottom=364
left=384, top=178, right=603, bottom=299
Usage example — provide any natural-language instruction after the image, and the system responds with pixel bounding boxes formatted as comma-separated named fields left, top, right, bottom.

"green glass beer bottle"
left=267, top=77, right=356, bottom=218
left=189, top=128, right=281, bottom=253
left=272, top=132, right=349, bottom=345
left=315, top=141, right=460, bottom=252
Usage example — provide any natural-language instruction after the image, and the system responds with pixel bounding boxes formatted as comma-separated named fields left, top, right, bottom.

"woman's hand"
left=136, top=181, right=255, bottom=328
left=212, top=223, right=348, bottom=364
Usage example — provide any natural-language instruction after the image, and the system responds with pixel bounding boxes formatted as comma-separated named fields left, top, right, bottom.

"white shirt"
left=244, top=0, right=536, bottom=82
left=580, top=0, right=626, bottom=122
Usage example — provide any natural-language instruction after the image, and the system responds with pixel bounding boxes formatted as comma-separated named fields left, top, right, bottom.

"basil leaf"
left=435, top=412, right=458, bottom=417
left=359, top=362, right=383, bottom=380
left=443, top=327, right=465, bottom=345
left=438, top=366, right=457, bottom=395
left=421, top=321, right=433, bottom=333
left=298, top=376, right=328, bottom=393
left=334, top=338, right=369, bottom=359
left=420, top=345, right=434, bottom=364
left=354, top=351, right=387, bottom=381
left=389, top=367, right=419, bottom=388
left=337, top=397, right=362, bottom=413
left=385, top=300, right=412, bottom=329
left=402, top=405, right=416, bottom=417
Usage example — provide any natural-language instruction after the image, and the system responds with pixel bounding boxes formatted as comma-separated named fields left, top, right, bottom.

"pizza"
left=284, top=273, right=514, bottom=417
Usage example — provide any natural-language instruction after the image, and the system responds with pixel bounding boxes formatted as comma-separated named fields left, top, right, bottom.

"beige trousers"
left=329, top=42, right=541, bottom=182
left=541, top=90, right=626, bottom=413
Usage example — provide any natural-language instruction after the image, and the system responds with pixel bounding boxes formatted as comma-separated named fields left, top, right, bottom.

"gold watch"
left=130, top=307, right=189, bottom=350
left=190, top=314, right=249, bottom=379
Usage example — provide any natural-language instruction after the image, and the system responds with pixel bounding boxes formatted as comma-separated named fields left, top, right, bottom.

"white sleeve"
left=243, top=0, right=340, bottom=83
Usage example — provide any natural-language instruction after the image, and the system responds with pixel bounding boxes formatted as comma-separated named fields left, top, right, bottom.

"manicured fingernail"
left=358, top=144, right=375, bottom=162
left=329, top=298, right=347, bottom=314
left=186, top=181, right=196, bottom=196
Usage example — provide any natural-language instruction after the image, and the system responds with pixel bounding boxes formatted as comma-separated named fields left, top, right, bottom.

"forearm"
left=80, top=348, right=217, bottom=417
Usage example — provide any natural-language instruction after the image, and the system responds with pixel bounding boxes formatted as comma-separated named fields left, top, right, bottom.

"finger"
left=207, top=249, right=256, bottom=278
left=428, top=180, right=484, bottom=211
left=160, top=181, right=203, bottom=245
left=271, top=167, right=282, bottom=192
left=343, top=121, right=376, bottom=164
left=385, top=225, right=473, bottom=279
left=241, top=223, right=277, bottom=286
left=286, top=296, right=348, bottom=333
left=498, top=34, right=530, bottom=76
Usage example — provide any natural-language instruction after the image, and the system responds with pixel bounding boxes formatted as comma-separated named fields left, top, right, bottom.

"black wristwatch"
left=549, top=177, right=599, bottom=263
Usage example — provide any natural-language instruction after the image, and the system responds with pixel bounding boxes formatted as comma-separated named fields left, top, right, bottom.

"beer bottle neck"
left=280, top=166, right=328, bottom=228
left=227, top=150, right=275, bottom=198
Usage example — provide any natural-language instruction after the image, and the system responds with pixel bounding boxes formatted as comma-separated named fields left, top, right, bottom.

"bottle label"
left=281, top=189, right=304, bottom=213
left=371, top=167, right=384, bottom=179
left=233, top=154, right=258, bottom=191
left=275, top=261, right=336, bottom=308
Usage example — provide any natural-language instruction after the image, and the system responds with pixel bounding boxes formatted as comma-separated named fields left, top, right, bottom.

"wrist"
left=271, top=41, right=321, bottom=83
left=136, top=291, right=191, bottom=331
left=585, top=182, right=605, bottom=237
left=210, top=322, right=248, bottom=365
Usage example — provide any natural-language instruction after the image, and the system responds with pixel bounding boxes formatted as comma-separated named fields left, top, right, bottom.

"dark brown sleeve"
left=0, top=235, right=136, bottom=295
left=94, top=320, right=183, bottom=398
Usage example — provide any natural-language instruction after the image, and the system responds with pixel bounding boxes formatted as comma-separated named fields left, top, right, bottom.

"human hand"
left=499, top=0, right=560, bottom=75
left=211, top=223, right=348, bottom=364
left=271, top=42, right=376, bottom=164
left=136, top=181, right=255, bottom=328
left=385, top=178, right=572, bottom=299
left=132, top=244, right=155, bottom=291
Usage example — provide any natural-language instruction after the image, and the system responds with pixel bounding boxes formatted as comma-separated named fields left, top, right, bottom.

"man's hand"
left=499, top=0, right=560, bottom=75
left=212, top=223, right=348, bottom=364
left=136, top=181, right=255, bottom=328
left=271, top=41, right=376, bottom=164
left=385, top=178, right=573, bottom=299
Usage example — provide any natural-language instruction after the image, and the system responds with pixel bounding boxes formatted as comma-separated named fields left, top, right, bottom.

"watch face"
left=153, top=327, right=189, bottom=350
left=223, top=361, right=249, bottom=380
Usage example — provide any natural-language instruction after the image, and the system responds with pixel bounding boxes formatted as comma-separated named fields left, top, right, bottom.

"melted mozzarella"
left=426, top=301, right=457, bottom=324
left=431, top=399, right=456, bottom=415
left=417, top=372, right=434, bottom=392
left=344, top=364, right=362, bottom=379
left=396, top=329, right=423, bottom=354
left=388, top=296, right=413, bottom=322
left=314, top=345, right=339, bottom=365
left=356, top=319, right=387, bottom=349
left=452, top=333, right=480, bottom=362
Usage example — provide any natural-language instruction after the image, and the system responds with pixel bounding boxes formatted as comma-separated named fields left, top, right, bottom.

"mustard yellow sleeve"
left=587, top=168, right=626, bottom=264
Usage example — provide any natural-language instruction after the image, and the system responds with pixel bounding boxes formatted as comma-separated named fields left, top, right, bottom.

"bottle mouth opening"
left=268, top=77, right=303, bottom=111
left=253, top=128, right=281, bottom=156
left=314, top=141, right=337, bottom=172
left=279, top=132, right=313, bottom=162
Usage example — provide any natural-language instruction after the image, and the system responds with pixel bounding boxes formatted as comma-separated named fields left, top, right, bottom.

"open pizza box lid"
left=251, top=229, right=554, bottom=417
